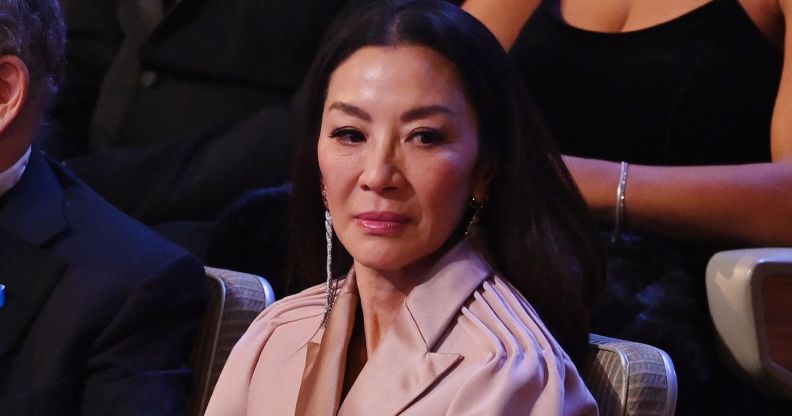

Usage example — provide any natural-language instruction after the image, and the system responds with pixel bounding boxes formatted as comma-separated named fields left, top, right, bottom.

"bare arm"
left=565, top=0, right=792, bottom=246
left=565, top=157, right=792, bottom=245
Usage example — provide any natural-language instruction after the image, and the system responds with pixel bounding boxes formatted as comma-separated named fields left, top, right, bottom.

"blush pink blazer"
left=205, top=241, right=598, bottom=415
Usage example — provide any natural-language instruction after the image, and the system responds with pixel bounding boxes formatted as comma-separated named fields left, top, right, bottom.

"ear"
left=0, top=55, right=30, bottom=133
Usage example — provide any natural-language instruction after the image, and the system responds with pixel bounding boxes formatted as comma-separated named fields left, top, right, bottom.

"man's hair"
left=0, top=0, right=66, bottom=102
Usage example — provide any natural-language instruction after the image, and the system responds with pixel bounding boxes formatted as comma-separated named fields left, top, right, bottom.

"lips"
left=354, top=211, right=410, bottom=234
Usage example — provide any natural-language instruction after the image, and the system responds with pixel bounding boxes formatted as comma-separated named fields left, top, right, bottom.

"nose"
left=359, top=134, right=402, bottom=194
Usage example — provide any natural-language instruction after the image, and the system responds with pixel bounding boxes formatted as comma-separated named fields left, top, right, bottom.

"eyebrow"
left=400, top=105, right=454, bottom=122
left=326, top=102, right=455, bottom=123
left=327, top=102, right=372, bottom=121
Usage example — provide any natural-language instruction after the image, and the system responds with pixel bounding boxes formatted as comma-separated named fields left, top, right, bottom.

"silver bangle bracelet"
left=614, top=161, right=629, bottom=235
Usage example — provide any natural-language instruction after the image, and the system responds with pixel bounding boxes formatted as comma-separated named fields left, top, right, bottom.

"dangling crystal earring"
left=321, top=187, right=337, bottom=327
left=323, top=210, right=338, bottom=324
left=465, top=197, right=484, bottom=237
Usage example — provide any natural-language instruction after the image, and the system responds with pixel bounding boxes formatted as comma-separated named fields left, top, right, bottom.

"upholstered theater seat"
left=584, top=334, right=678, bottom=416
left=707, top=248, right=792, bottom=399
left=189, top=267, right=275, bottom=416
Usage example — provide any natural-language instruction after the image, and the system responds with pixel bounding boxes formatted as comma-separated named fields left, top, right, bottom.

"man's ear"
left=0, top=55, right=30, bottom=133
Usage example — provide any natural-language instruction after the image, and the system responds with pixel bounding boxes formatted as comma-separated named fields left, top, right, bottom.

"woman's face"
left=318, top=45, right=488, bottom=275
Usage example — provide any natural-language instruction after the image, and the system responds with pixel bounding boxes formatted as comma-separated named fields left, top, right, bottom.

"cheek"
left=317, top=140, right=332, bottom=185
left=414, top=155, right=476, bottom=218
left=318, top=141, right=357, bottom=210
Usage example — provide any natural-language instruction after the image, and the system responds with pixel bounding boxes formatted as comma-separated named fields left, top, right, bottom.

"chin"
left=351, top=245, right=449, bottom=280
left=348, top=247, right=422, bottom=274
left=351, top=252, right=413, bottom=273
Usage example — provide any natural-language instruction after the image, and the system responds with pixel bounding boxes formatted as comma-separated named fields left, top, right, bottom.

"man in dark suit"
left=0, top=1, right=208, bottom=413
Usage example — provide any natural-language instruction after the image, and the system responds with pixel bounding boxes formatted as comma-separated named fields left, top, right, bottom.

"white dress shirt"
left=0, top=146, right=31, bottom=198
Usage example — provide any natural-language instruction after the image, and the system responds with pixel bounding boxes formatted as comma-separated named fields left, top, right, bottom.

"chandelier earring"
left=321, top=208, right=337, bottom=327
left=319, top=182, right=338, bottom=327
left=319, top=181, right=338, bottom=327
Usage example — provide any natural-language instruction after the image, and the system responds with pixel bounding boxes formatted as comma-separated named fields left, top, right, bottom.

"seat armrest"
left=706, top=248, right=792, bottom=398
left=585, top=334, right=677, bottom=416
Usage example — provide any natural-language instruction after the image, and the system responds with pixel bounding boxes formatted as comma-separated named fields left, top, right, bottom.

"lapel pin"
left=0, top=283, right=5, bottom=309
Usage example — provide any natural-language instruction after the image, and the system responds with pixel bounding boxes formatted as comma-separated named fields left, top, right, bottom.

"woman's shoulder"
left=440, top=274, right=597, bottom=414
left=458, top=274, right=569, bottom=362
left=225, top=282, right=329, bottom=362
left=248, top=281, right=329, bottom=329
left=205, top=283, right=333, bottom=415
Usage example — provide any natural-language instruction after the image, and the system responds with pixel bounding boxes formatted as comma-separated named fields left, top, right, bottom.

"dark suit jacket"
left=0, top=150, right=207, bottom=415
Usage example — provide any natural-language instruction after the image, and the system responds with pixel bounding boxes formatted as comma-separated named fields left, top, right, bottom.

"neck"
left=353, top=255, right=438, bottom=354
left=0, top=101, right=38, bottom=171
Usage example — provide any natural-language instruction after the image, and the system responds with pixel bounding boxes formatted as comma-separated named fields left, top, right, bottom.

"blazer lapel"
left=147, top=0, right=199, bottom=39
left=339, top=242, right=491, bottom=415
left=0, top=151, right=68, bottom=246
left=0, top=151, right=69, bottom=358
left=0, top=228, right=66, bottom=358
left=295, top=276, right=358, bottom=416
left=338, top=305, right=462, bottom=416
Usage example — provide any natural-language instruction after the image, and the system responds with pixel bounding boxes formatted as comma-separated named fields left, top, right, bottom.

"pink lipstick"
left=355, top=212, right=409, bottom=235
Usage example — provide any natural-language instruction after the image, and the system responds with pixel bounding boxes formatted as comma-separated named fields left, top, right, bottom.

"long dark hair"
left=289, top=0, right=604, bottom=367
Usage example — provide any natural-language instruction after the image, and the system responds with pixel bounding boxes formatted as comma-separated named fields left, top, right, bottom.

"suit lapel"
left=297, top=242, right=492, bottom=415
left=147, top=0, right=198, bottom=38
left=0, top=151, right=69, bottom=358
left=340, top=242, right=491, bottom=415
left=0, top=229, right=66, bottom=358
left=295, top=279, right=357, bottom=416
left=338, top=304, right=462, bottom=416
left=0, top=151, right=68, bottom=246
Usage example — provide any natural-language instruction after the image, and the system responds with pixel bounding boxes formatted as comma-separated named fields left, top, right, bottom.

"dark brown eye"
left=409, top=129, right=444, bottom=145
left=329, top=127, right=366, bottom=143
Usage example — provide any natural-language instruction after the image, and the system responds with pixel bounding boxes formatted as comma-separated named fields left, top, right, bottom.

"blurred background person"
left=36, top=0, right=375, bottom=258
left=462, top=0, right=792, bottom=413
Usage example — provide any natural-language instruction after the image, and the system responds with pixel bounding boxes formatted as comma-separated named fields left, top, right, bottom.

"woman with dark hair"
left=206, top=1, right=603, bottom=414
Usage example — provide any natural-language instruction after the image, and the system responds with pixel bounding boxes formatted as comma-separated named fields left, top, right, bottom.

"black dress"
left=511, top=0, right=779, bottom=166
left=510, top=1, right=789, bottom=414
